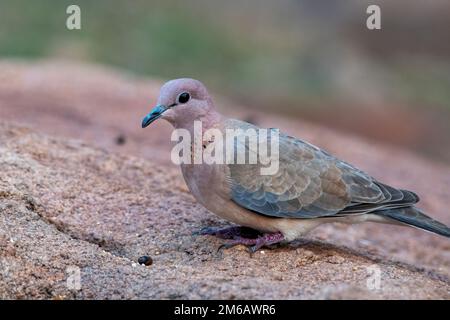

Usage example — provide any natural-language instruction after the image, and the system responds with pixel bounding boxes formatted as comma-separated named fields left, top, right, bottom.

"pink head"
left=142, top=78, right=217, bottom=129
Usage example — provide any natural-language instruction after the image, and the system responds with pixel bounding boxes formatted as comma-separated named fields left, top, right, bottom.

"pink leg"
left=218, top=231, right=285, bottom=253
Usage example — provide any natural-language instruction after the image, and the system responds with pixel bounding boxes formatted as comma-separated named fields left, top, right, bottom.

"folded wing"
left=227, top=124, right=418, bottom=219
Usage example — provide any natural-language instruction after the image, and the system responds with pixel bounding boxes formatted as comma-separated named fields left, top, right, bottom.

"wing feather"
left=226, top=120, right=418, bottom=219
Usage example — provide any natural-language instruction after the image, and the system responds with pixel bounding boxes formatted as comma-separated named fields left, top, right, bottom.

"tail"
left=376, top=207, right=450, bottom=238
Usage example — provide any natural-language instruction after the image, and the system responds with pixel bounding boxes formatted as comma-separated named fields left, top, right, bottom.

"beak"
left=141, top=105, right=167, bottom=128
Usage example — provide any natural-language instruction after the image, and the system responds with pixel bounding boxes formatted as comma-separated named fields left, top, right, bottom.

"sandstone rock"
left=0, top=60, right=449, bottom=299
left=1, top=124, right=449, bottom=300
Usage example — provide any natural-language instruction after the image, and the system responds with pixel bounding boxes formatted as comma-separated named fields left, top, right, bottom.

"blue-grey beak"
left=142, top=105, right=167, bottom=128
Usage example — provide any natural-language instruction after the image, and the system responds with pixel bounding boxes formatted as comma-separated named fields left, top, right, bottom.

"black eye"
left=177, top=92, right=190, bottom=104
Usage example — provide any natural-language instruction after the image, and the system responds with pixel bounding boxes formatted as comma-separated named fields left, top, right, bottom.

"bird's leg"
left=219, top=231, right=285, bottom=253
left=194, top=225, right=262, bottom=239
left=249, top=232, right=285, bottom=253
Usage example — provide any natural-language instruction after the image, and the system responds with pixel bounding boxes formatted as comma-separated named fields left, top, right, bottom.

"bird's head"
left=142, top=78, right=216, bottom=129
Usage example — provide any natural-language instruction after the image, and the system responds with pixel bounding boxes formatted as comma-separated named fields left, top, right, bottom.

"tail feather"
left=376, top=207, right=450, bottom=238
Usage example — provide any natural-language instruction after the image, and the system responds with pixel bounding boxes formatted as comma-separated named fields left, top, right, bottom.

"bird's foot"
left=193, top=225, right=262, bottom=240
left=218, top=232, right=285, bottom=253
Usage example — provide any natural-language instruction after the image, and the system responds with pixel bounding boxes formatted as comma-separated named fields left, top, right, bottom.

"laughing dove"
left=142, top=78, right=450, bottom=252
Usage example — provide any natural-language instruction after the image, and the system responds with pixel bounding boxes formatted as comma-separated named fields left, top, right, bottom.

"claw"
left=217, top=241, right=241, bottom=253
left=193, top=227, right=217, bottom=236
left=249, top=244, right=260, bottom=254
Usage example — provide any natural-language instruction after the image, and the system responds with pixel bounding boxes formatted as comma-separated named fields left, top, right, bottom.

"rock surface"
left=0, top=60, right=449, bottom=299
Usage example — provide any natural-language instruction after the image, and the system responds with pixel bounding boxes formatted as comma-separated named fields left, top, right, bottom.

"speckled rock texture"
left=0, top=60, right=449, bottom=299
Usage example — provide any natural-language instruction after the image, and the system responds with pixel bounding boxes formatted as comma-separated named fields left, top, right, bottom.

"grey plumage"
left=377, top=207, right=450, bottom=237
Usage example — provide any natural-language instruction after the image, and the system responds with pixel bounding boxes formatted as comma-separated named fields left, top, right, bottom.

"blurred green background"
left=1, top=0, right=449, bottom=162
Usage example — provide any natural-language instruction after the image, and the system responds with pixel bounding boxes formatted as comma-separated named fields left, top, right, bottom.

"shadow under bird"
left=142, top=78, right=450, bottom=252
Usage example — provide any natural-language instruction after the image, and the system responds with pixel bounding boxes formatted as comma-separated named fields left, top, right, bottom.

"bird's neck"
left=203, top=109, right=223, bottom=129
left=178, top=110, right=223, bottom=133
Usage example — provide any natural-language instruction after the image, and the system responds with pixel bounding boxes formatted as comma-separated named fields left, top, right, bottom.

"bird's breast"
left=180, top=163, right=230, bottom=207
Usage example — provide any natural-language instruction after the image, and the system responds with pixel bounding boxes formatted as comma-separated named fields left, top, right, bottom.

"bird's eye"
left=177, top=92, right=190, bottom=104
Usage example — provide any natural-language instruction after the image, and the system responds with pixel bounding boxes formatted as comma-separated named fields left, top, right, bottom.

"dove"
left=142, top=78, right=450, bottom=252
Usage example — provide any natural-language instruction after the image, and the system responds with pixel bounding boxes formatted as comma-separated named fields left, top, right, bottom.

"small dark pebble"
left=115, top=134, right=126, bottom=145
left=138, top=255, right=153, bottom=266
